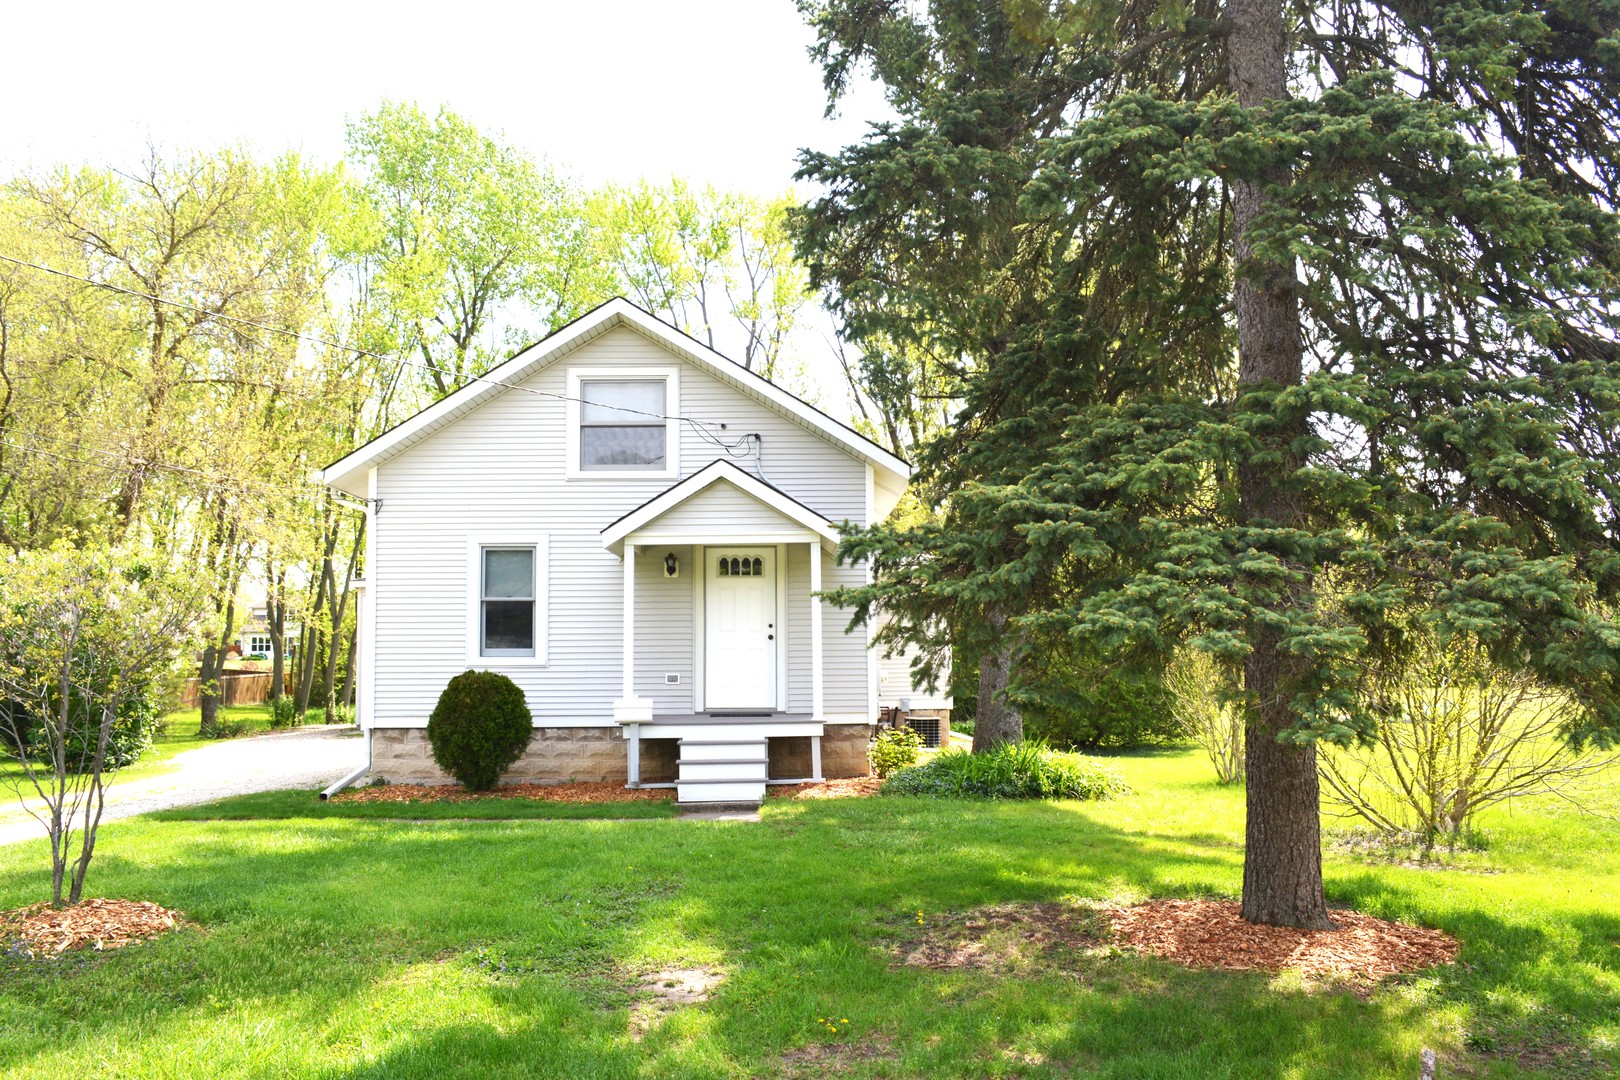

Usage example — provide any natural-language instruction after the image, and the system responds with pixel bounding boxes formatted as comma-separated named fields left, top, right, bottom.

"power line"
left=0, top=436, right=325, bottom=503
left=0, top=251, right=757, bottom=441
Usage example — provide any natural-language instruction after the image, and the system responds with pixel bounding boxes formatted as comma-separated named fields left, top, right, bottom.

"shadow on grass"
left=0, top=791, right=1611, bottom=1077
left=146, top=789, right=679, bottom=823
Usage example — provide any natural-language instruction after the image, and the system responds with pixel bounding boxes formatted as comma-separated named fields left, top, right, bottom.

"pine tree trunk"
left=1228, top=0, right=1334, bottom=929
left=972, top=609, right=1023, bottom=752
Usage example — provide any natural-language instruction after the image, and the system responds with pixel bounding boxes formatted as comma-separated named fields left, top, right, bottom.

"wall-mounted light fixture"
left=664, top=552, right=679, bottom=578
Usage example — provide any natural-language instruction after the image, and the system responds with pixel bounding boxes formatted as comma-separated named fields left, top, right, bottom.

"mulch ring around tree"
left=1108, top=899, right=1461, bottom=983
left=888, top=900, right=1459, bottom=986
left=1, top=898, right=187, bottom=957
left=333, top=781, right=674, bottom=804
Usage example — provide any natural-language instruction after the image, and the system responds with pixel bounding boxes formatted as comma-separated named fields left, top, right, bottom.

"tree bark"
left=972, top=609, right=1023, bottom=752
left=267, top=565, right=287, bottom=702
left=1228, top=0, right=1334, bottom=929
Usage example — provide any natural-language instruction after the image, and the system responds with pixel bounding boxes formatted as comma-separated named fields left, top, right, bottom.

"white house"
left=322, top=298, right=944, bottom=804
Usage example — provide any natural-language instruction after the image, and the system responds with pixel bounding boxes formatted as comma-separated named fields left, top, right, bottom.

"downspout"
left=320, top=472, right=378, bottom=801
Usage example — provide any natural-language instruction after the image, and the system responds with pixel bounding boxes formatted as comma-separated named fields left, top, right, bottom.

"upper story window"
left=580, top=380, right=666, bottom=470
left=566, top=366, right=680, bottom=479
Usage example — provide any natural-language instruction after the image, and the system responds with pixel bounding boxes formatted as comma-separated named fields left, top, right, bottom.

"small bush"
left=268, top=697, right=300, bottom=729
left=333, top=703, right=356, bottom=726
left=3, top=686, right=159, bottom=771
left=883, top=739, right=1126, bottom=801
left=869, top=726, right=923, bottom=778
left=427, top=670, right=533, bottom=791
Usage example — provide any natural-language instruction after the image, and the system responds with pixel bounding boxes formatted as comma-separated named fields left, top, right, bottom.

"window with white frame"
left=247, top=635, right=273, bottom=656
left=566, top=367, right=678, bottom=478
left=580, top=380, right=666, bottom=470
left=480, top=547, right=537, bottom=656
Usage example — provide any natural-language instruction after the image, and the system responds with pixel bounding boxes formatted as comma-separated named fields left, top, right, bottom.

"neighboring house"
left=322, top=298, right=946, bottom=804
left=229, top=602, right=299, bottom=659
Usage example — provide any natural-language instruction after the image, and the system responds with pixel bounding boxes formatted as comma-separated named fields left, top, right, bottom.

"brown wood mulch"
left=1108, top=899, right=1460, bottom=982
left=767, top=777, right=883, bottom=799
left=2, top=898, right=185, bottom=956
left=333, top=781, right=674, bottom=804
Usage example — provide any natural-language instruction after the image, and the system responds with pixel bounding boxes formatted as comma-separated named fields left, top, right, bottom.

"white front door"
left=705, top=548, right=777, bottom=709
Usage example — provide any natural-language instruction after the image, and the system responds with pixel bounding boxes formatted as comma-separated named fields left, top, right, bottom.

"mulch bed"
left=1108, top=899, right=1460, bottom=983
left=768, top=777, right=883, bottom=799
left=2, top=898, right=186, bottom=956
left=334, top=781, right=674, bottom=804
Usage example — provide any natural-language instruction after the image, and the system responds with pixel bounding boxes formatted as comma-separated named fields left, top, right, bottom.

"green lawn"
left=0, top=747, right=1614, bottom=1078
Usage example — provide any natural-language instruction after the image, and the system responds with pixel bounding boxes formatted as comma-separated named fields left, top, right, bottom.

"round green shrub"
left=426, top=670, right=533, bottom=791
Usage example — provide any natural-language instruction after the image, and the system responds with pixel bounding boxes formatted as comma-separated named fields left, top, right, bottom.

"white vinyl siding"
left=647, top=481, right=823, bottom=535
left=634, top=544, right=694, bottom=712
left=370, top=324, right=871, bottom=727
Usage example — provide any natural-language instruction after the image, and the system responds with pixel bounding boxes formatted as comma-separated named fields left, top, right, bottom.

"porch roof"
left=600, top=460, right=843, bottom=557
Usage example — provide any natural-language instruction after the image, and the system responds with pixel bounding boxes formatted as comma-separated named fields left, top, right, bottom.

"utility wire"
left=0, top=251, right=758, bottom=444
left=0, top=436, right=328, bottom=503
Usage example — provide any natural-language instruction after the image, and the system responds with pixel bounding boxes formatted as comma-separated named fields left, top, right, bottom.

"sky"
left=4, top=0, right=896, bottom=410
left=3, top=0, right=894, bottom=193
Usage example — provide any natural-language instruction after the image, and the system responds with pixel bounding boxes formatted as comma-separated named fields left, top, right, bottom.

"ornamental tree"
left=796, top=0, right=1620, bottom=927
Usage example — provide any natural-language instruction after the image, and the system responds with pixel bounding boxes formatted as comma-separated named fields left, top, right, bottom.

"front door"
left=705, top=547, right=776, bottom=709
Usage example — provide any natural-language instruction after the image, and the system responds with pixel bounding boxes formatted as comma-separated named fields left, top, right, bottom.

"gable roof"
left=320, top=297, right=910, bottom=498
left=600, top=460, right=842, bottom=557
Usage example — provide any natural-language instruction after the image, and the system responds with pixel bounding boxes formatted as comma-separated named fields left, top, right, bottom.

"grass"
left=0, top=746, right=1615, bottom=1078
left=150, top=789, right=681, bottom=822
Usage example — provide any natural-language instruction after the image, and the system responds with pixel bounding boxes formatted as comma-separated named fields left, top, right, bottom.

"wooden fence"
left=177, top=672, right=291, bottom=709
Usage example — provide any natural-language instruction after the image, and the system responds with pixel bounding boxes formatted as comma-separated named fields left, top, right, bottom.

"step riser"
left=680, top=741, right=766, bottom=763
left=679, top=761, right=767, bottom=782
left=678, top=781, right=766, bottom=805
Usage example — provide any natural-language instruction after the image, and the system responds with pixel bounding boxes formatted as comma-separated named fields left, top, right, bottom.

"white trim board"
left=321, top=298, right=909, bottom=499
left=601, top=459, right=842, bottom=557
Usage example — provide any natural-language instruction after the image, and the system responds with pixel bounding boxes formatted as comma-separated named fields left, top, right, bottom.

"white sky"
left=4, top=0, right=895, bottom=411
left=4, top=0, right=892, bottom=194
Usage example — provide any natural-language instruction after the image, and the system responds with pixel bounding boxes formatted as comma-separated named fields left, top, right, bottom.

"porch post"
left=623, top=544, right=636, bottom=700
left=613, top=544, right=653, bottom=725
left=809, top=542, right=824, bottom=719
left=810, top=734, right=823, bottom=782
left=626, top=722, right=641, bottom=787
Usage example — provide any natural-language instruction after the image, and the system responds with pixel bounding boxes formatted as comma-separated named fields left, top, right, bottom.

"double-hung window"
left=566, top=367, right=679, bottom=478
left=480, top=547, right=537, bottom=657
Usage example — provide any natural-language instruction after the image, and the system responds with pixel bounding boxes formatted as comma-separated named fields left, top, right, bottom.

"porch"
left=601, top=461, right=848, bottom=804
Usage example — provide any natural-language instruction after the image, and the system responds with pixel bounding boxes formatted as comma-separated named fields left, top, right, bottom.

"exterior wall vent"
left=665, top=673, right=681, bottom=685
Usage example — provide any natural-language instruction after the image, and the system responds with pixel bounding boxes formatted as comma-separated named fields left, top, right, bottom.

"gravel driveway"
left=0, top=726, right=365, bottom=847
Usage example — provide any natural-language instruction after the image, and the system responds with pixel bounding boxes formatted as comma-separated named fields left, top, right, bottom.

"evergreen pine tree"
left=796, top=0, right=1620, bottom=927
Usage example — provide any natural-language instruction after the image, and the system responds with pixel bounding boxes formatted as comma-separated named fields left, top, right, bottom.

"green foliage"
left=267, top=697, right=301, bottom=730
left=883, top=739, right=1127, bottom=801
left=1, top=686, right=158, bottom=772
left=868, top=725, right=923, bottom=778
left=1014, top=642, right=1179, bottom=750
left=802, top=0, right=1620, bottom=764
left=426, top=670, right=533, bottom=792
